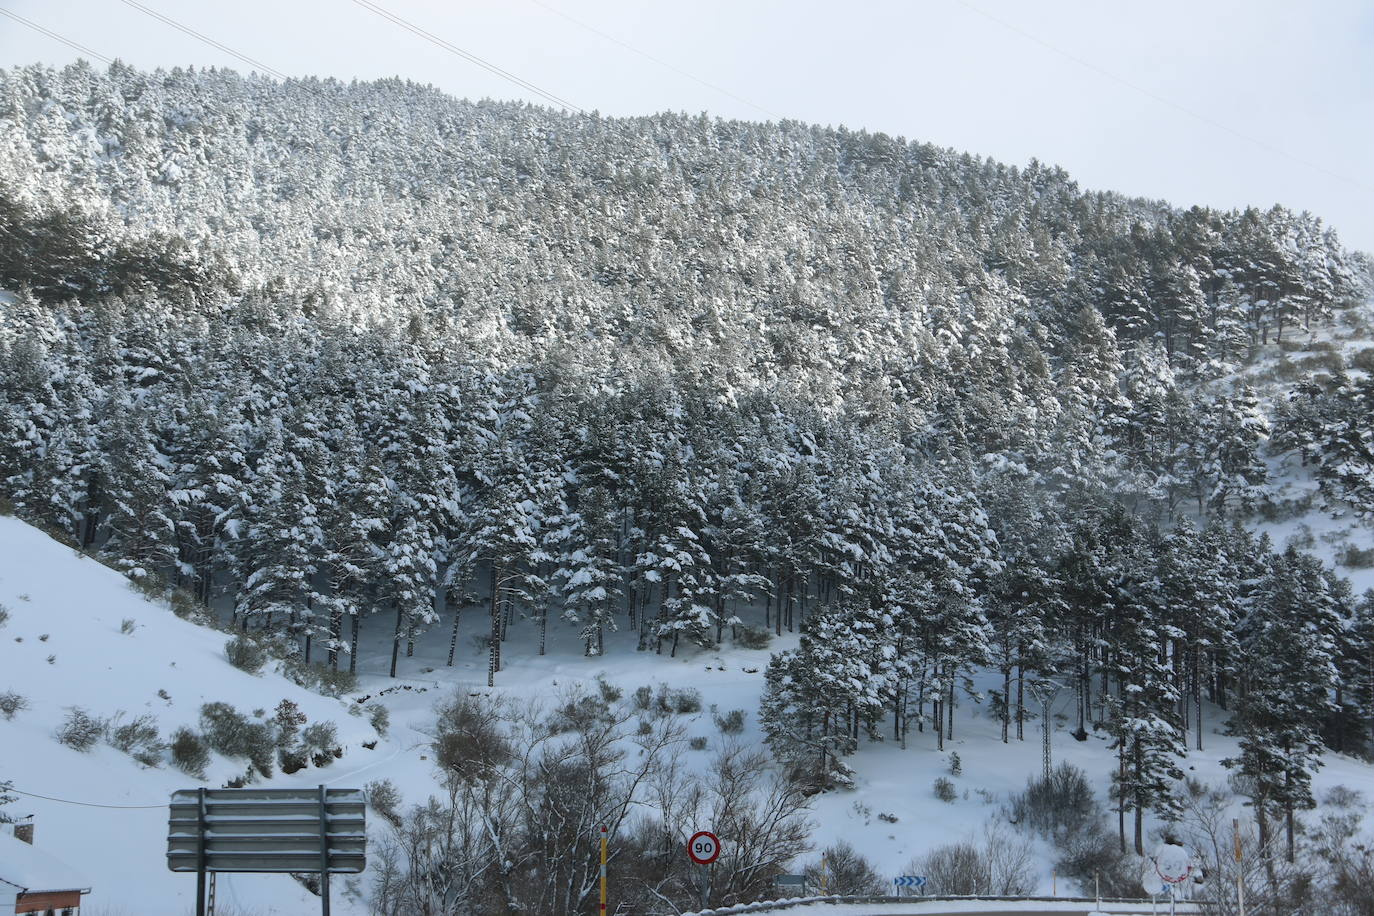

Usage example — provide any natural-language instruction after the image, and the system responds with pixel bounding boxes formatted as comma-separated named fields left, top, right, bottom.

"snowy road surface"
left=683, top=899, right=1205, bottom=916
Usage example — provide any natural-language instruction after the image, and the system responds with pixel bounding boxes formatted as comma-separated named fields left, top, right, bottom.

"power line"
left=10, top=786, right=165, bottom=810
left=114, top=0, right=289, bottom=81
left=349, top=0, right=586, bottom=115
left=0, top=7, right=113, bottom=64
left=949, top=0, right=1370, bottom=195
left=522, top=0, right=780, bottom=121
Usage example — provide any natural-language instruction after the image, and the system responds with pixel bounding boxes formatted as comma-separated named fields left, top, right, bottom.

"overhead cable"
left=0, top=7, right=113, bottom=64
left=350, top=0, right=586, bottom=114
left=115, top=0, right=289, bottom=80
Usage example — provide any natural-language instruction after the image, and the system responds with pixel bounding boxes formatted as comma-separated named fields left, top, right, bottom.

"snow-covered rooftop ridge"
left=0, top=829, right=90, bottom=894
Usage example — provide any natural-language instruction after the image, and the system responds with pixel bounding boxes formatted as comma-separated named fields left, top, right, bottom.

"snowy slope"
left=3, top=489, right=1374, bottom=913
left=0, top=515, right=384, bottom=915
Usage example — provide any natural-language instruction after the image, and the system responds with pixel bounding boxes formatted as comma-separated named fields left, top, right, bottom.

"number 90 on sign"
left=687, top=830, right=721, bottom=865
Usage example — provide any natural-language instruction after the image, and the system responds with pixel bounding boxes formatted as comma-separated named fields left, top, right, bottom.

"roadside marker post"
left=599, top=825, right=607, bottom=915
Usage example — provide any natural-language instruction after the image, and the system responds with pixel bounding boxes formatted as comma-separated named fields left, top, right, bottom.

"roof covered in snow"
left=0, top=830, right=91, bottom=895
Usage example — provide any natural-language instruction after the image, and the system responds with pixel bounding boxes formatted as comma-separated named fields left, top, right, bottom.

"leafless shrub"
left=1009, top=762, right=1097, bottom=838
left=804, top=840, right=883, bottom=895
left=55, top=707, right=105, bottom=751
left=915, top=823, right=1035, bottom=896
left=432, top=692, right=514, bottom=783
left=363, top=779, right=403, bottom=827
left=169, top=727, right=209, bottom=778
left=108, top=712, right=165, bottom=767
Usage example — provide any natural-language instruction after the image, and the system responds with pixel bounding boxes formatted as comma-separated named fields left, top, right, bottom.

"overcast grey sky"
left=2, top=0, right=1371, bottom=251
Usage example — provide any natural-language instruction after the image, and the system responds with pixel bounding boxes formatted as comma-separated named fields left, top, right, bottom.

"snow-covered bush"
left=671, top=687, right=702, bottom=714
left=199, top=702, right=276, bottom=778
left=285, top=659, right=357, bottom=697
left=367, top=703, right=390, bottom=737
left=1338, top=544, right=1374, bottom=568
left=364, top=779, right=402, bottom=827
left=0, top=604, right=8, bottom=628
left=302, top=721, right=339, bottom=766
left=689, top=736, right=708, bottom=750
left=733, top=625, right=772, bottom=650
left=1324, top=784, right=1364, bottom=809
left=55, top=707, right=105, bottom=751
left=933, top=776, right=957, bottom=802
left=0, top=690, right=27, bottom=720
left=169, top=727, right=210, bottom=778
left=109, top=712, right=165, bottom=767
left=224, top=636, right=267, bottom=674
left=632, top=684, right=653, bottom=711
left=644, top=684, right=698, bottom=718
left=119, top=618, right=136, bottom=635
left=713, top=708, right=746, bottom=735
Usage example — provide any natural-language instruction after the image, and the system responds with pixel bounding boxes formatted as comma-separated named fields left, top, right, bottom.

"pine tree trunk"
left=446, top=602, right=460, bottom=666
left=1194, top=652, right=1204, bottom=751
left=947, top=681, right=955, bottom=740
left=1016, top=665, right=1025, bottom=740
left=1117, top=748, right=1127, bottom=854
left=349, top=614, right=360, bottom=674
left=774, top=568, right=783, bottom=637
left=329, top=605, right=342, bottom=671
left=489, top=564, right=502, bottom=681
left=1133, top=741, right=1145, bottom=856
left=388, top=605, right=403, bottom=678
left=1001, top=665, right=1011, bottom=743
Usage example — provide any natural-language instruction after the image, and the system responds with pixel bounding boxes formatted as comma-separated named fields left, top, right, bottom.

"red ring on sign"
left=687, top=830, right=721, bottom=865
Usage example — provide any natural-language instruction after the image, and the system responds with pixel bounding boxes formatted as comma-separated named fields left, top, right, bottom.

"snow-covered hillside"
left=5, top=508, right=1374, bottom=914
left=0, top=515, right=384, bottom=915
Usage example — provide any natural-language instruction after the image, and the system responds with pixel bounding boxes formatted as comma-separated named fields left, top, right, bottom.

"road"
left=683, top=897, right=1205, bottom=916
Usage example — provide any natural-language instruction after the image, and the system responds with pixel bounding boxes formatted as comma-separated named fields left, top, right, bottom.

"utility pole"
left=1027, top=678, right=1066, bottom=779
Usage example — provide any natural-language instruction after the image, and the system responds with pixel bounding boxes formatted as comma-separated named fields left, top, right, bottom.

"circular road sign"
left=1153, top=843, right=1194, bottom=885
left=687, top=830, right=721, bottom=865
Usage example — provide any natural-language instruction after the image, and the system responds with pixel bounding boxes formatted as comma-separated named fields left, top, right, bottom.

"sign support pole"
left=599, top=826, right=607, bottom=915
left=196, top=787, right=208, bottom=916
left=319, top=784, right=331, bottom=916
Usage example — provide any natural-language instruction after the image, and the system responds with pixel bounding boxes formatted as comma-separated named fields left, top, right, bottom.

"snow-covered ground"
left=0, top=515, right=384, bottom=915
left=4, top=374, right=1374, bottom=916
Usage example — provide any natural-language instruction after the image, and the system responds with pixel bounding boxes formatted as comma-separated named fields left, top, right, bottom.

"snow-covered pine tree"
left=1225, top=546, right=1341, bottom=863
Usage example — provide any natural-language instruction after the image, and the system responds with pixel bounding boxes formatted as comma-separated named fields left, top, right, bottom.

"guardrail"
left=681, top=894, right=1210, bottom=915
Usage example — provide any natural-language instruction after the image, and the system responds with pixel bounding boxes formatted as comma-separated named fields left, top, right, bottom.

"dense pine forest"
left=2, top=61, right=1373, bottom=869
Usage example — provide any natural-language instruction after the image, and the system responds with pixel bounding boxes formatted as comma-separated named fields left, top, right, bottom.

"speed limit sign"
left=687, top=830, right=721, bottom=865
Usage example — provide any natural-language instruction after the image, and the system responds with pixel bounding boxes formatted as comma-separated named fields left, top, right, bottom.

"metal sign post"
left=169, top=786, right=365, bottom=916
left=686, top=830, right=720, bottom=911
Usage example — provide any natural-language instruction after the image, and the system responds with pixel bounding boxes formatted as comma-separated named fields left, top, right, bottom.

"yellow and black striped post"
left=599, top=825, right=608, bottom=915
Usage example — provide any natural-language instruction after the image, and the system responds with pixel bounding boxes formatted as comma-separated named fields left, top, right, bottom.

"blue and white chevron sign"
left=894, top=875, right=927, bottom=887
